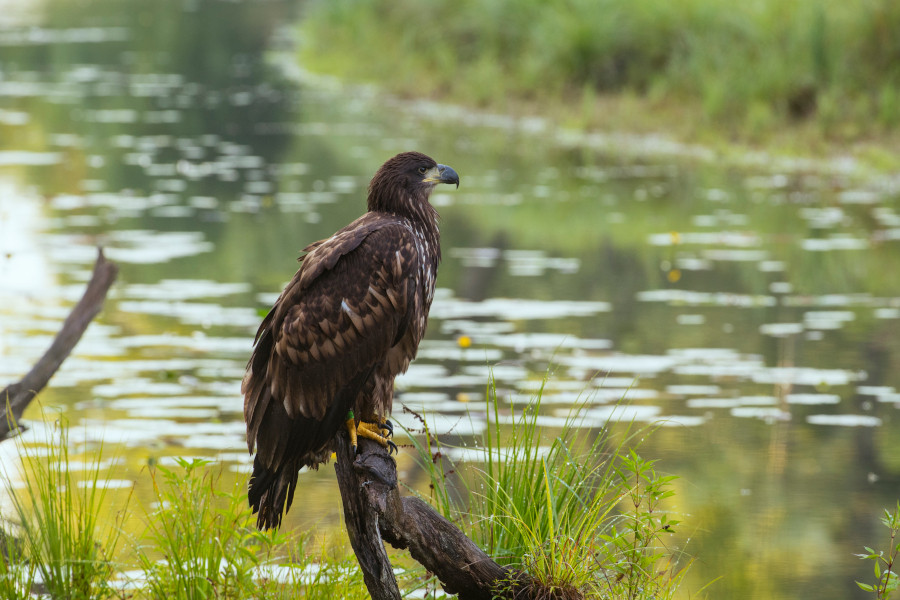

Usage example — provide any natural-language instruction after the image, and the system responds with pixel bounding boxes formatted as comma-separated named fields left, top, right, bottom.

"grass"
left=135, top=457, right=279, bottom=599
left=406, top=376, right=692, bottom=599
left=0, top=516, right=35, bottom=600
left=0, top=420, right=127, bottom=600
left=300, top=0, right=900, bottom=162
left=0, top=414, right=369, bottom=600
left=1, top=383, right=692, bottom=599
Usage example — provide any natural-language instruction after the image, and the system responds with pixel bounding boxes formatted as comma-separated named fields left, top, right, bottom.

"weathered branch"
left=334, top=434, right=535, bottom=600
left=0, top=248, right=118, bottom=441
left=334, top=436, right=402, bottom=599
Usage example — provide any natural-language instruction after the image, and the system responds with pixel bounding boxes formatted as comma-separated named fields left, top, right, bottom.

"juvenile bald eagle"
left=243, top=151, right=459, bottom=529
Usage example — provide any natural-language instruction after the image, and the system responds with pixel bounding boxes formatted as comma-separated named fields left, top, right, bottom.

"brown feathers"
left=244, top=151, right=456, bottom=529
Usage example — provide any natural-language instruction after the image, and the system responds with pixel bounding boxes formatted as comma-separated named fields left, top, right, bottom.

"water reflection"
left=2, top=1, right=900, bottom=599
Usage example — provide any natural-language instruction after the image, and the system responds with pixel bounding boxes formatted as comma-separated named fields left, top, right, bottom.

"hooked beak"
left=424, top=164, right=460, bottom=188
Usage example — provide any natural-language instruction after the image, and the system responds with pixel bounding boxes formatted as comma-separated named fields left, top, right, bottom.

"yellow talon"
left=356, top=421, right=389, bottom=446
left=345, top=415, right=397, bottom=455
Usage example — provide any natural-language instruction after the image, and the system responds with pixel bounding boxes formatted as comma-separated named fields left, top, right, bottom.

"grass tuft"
left=133, top=457, right=371, bottom=599
left=408, top=375, right=690, bottom=599
left=0, top=418, right=128, bottom=600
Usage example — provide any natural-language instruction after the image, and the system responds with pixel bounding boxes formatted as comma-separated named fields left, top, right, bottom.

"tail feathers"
left=248, top=456, right=299, bottom=530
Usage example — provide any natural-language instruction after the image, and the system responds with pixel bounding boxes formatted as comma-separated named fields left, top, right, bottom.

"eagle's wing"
left=243, top=217, right=419, bottom=456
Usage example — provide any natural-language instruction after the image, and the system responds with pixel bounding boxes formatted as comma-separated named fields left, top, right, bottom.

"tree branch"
left=0, top=248, right=118, bottom=441
left=334, top=434, right=535, bottom=600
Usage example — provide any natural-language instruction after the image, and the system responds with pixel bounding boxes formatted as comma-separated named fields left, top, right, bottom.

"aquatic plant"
left=0, top=525, right=35, bottom=600
left=857, top=501, right=900, bottom=599
left=0, top=420, right=369, bottom=599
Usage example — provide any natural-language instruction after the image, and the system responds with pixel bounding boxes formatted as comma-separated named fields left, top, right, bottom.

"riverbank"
left=299, top=0, right=900, bottom=173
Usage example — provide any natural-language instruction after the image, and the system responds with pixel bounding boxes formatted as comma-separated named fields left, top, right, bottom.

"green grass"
left=2, top=384, right=693, bottom=599
left=0, top=416, right=369, bottom=599
left=135, top=457, right=280, bottom=599
left=301, top=0, right=900, bottom=150
left=407, top=376, right=693, bottom=599
left=0, top=420, right=127, bottom=600
left=0, top=518, right=35, bottom=600
left=134, top=457, right=371, bottom=600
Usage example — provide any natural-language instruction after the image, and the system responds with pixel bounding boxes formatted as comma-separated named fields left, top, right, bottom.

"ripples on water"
left=1, top=1, right=900, bottom=598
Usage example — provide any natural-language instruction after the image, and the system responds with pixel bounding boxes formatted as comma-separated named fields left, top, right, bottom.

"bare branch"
left=334, top=434, right=537, bottom=600
left=1, top=248, right=118, bottom=441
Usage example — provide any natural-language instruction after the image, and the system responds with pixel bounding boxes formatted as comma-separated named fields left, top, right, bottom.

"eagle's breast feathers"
left=243, top=214, right=435, bottom=455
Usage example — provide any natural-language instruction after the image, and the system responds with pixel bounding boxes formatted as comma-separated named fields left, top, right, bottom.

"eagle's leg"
left=345, top=411, right=359, bottom=455
left=357, top=415, right=398, bottom=455
left=344, top=412, right=397, bottom=455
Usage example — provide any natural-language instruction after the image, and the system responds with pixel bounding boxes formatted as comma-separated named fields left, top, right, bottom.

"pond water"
left=2, top=1, right=900, bottom=598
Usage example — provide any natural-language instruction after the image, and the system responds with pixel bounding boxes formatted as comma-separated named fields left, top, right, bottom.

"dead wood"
left=0, top=248, right=118, bottom=441
left=334, top=434, right=540, bottom=600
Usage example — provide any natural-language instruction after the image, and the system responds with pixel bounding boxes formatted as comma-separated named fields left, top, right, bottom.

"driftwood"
left=0, top=248, right=118, bottom=442
left=334, top=434, right=539, bottom=600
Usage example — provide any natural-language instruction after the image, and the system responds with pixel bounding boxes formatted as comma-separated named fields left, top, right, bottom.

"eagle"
left=243, top=151, right=459, bottom=529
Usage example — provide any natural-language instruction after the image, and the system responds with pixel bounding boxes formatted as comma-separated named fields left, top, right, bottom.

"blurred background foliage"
left=302, top=0, right=900, bottom=146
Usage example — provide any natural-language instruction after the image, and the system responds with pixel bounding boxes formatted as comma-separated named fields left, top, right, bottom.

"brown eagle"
left=243, top=151, right=459, bottom=529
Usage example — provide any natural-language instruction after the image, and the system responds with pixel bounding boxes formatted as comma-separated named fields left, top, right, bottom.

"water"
left=2, top=1, right=900, bottom=598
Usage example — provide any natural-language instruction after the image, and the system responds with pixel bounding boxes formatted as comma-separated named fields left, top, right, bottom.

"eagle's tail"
left=248, top=457, right=299, bottom=530
left=247, top=368, right=375, bottom=530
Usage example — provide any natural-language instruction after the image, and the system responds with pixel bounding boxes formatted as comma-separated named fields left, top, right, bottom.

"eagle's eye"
left=417, top=166, right=427, bottom=174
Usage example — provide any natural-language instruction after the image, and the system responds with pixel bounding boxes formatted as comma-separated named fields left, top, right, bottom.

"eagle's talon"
left=388, top=440, right=398, bottom=455
left=350, top=443, right=358, bottom=457
left=382, top=419, right=394, bottom=437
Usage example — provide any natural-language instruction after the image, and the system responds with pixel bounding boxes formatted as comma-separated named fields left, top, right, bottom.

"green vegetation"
left=2, top=386, right=692, bottom=599
left=1, top=422, right=126, bottom=600
left=857, top=502, right=900, bottom=599
left=136, top=457, right=280, bottom=599
left=302, top=0, right=900, bottom=153
left=0, top=419, right=370, bottom=599
left=409, top=378, right=692, bottom=598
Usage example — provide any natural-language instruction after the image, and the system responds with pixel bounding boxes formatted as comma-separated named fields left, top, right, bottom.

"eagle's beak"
left=425, top=164, right=460, bottom=188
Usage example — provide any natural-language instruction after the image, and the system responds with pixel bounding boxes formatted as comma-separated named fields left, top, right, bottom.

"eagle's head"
left=367, top=152, right=459, bottom=218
